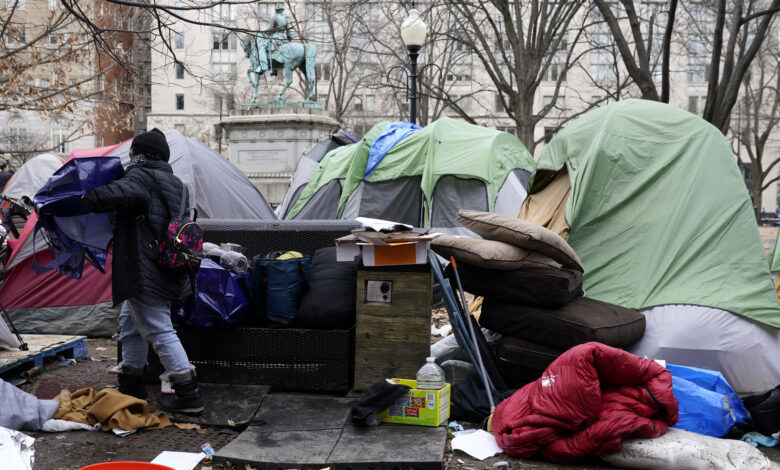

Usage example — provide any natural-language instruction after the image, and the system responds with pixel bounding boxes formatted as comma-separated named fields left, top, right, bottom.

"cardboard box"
left=379, top=379, right=450, bottom=427
left=335, top=235, right=435, bottom=266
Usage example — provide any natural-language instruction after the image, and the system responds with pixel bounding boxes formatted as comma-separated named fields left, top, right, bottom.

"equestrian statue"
left=241, top=3, right=317, bottom=104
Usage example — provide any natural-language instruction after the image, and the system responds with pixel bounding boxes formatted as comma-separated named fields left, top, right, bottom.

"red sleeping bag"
left=492, top=342, right=678, bottom=462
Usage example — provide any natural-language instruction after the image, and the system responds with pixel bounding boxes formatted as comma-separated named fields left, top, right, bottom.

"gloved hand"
left=37, top=195, right=90, bottom=217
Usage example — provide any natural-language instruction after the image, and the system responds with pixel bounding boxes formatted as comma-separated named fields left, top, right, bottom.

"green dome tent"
left=530, top=99, right=780, bottom=392
left=285, top=117, right=536, bottom=232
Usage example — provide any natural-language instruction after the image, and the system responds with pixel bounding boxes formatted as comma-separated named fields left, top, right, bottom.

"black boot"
left=157, top=368, right=204, bottom=415
left=117, top=365, right=148, bottom=400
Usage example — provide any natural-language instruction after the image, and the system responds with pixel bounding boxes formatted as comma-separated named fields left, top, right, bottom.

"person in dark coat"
left=83, top=128, right=204, bottom=414
left=0, top=162, right=13, bottom=192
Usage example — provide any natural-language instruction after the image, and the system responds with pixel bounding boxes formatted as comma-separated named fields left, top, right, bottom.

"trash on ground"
left=151, top=450, right=206, bottom=470
left=41, top=419, right=100, bottom=432
left=0, top=426, right=34, bottom=470
left=741, top=432, right=779, bottom=448
left=451, top=429, right=502, bottom=460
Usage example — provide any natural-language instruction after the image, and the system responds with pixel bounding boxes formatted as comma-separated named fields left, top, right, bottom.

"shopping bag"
left=174, top=259, right=250, bottom=327
left=668, top=363, right=751, bottom=437
left=32, top=157, right=124, bottom=279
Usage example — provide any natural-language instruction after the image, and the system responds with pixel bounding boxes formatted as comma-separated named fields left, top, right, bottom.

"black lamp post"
left=401, top=9, right=427, bottom=124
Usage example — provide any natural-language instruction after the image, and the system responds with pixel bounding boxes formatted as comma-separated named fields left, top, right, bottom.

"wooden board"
left=354, top=269, right=432, bottom=390
left=0, top=334, right=88, bottom=377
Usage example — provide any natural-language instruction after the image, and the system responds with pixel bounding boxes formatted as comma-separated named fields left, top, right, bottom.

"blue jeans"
left=117, top=295, right=192, bottom=375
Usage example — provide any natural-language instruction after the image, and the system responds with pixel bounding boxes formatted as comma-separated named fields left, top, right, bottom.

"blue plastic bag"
left=32, top=157, right=124, bottom=279
left=668, top=363, right=751, bottom=437
left=175, top=259, right=250, bottom=327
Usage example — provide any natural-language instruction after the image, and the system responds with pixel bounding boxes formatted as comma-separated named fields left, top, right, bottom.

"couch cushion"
left=431, top=235, right=562, bottom=271
left=456, top=210, right=583, bottom=271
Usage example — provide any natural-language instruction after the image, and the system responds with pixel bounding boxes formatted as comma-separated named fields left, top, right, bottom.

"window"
left=137, top=108, right=144, bottom=123
left=688, top=95, right=706, bottom=114
left=447, top=95, right=471, bottom=114
left=543, top=95, right=566, bottom=113
left=48, top=0, right=56, bottom=10
left=175, top=62, right=184, bottom=79
left=51, top=128, right=69, bottom=154
left=497, top=126, right=516, bottom=136
left=496, top=94, right=504, bottom=113
left=211, top=4, right=236, bottom=24
left=543, top=37, right=568, bottom=82
left=365, top=95, right=375, bottom=111
left=543, top=126, right=558, bottom=143
left=257, top=3, right=274, bottom=22
left=7, top=0, right=24, bottom=10
left=446, top=62, right=472, bottom=83
left=49, top=33, right=57, bottom=45
left=354, top=96, right=363, bottom=111
left=174, top=32, right=184, bottom=49
left=8, top=116, right=26, bottom=150
left=687, top=4, right=714, bottom=83
left=457, top=95, right=471, bottom=113
left=211, top=31, right=237, bottom=81
left=315, top=63, right=331, bottom=81
left=640, top=2, right=668, bottom=83
left=588, top=4, right=617, bottom=84
left=176, top=94, right=184, bottom=110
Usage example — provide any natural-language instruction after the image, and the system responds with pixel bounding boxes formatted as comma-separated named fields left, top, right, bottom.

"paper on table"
left=451, top=429, right=503, bottom=460
left=355, top=217, right=414, bottom=232
left=151, top=451, right=207, bottom=470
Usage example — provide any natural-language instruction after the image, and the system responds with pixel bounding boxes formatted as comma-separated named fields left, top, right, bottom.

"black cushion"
left=295, top=246, right=358, bottom=329
left=480, top=296, right=646, bottom=350
left=445, top=262, right=583, bottom=308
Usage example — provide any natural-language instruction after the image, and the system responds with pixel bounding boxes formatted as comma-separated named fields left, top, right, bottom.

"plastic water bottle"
left=416, top=357, right=446, bottom=390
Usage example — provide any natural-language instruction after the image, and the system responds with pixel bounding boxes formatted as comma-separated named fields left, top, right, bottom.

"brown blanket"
left=53, top=388, right=171, bottom=431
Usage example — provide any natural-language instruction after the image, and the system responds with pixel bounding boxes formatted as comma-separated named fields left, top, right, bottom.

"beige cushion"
left=456, top=210, right=583, bottom=271
left=431, top=235, right=562, bottom=271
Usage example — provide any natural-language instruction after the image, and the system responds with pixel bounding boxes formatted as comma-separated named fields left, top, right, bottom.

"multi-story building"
left=0, top=0, right=147, bottom=166
left=147, top=1, right=780, bottom=212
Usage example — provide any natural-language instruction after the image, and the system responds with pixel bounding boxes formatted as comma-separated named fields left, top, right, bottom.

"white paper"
left=151, top=451, right=206, bottom=470
left=451, top=429, right=503, bottom=460
left=355, top=217, right=413, bottom=232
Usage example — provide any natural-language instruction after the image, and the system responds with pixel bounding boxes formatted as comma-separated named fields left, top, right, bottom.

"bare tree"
left=438, top=1, right=587, bottom=152
left=592, top=0, right=780, bottom=134
left=731, top=49, right=780, bottom=219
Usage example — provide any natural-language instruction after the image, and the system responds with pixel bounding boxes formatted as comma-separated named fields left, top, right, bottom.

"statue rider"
left=267, top=3, right=292, bottom=51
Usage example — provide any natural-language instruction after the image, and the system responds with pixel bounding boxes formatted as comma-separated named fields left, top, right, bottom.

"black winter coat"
left=83, top=159, right=191, bottom=305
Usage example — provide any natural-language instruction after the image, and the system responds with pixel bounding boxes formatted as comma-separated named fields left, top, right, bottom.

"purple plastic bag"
left=32, top=157, right=124, bottom=279
left=176, top=259, right=251, bottom=327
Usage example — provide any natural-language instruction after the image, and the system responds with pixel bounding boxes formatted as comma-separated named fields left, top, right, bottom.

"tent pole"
left=449, top=256, right=494, bottom=411
left=0, top=301, right=27, bottom=351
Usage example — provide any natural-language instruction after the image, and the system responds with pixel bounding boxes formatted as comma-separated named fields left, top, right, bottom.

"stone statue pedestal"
left=221, top=103, right=340, bottom=207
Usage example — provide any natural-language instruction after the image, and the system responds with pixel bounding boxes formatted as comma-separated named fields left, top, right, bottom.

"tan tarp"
left=516, top=169, right=571, bottom=237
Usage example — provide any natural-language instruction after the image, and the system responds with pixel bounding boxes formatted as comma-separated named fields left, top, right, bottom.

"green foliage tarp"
left=538, top=99, right=780, bottom=328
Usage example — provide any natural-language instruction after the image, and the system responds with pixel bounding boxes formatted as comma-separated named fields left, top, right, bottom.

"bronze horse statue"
left=241, top=33, right=317, bottom=103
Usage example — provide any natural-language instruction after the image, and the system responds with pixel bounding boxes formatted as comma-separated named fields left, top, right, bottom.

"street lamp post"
left=400, top=9, right=427, bottom=124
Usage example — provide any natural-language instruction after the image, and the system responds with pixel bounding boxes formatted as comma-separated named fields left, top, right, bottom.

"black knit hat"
left=131, top=128, right=170, bottom=162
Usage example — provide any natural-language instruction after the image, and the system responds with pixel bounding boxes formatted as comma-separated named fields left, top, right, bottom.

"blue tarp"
left=364, top=121, right=421, bottom=178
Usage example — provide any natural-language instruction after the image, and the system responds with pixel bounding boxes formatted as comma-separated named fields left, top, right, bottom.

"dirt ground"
left=11, top=337, right=780, bottom=470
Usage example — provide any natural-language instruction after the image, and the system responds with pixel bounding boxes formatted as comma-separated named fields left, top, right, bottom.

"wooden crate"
left=354, top=265, right=432, bottom=390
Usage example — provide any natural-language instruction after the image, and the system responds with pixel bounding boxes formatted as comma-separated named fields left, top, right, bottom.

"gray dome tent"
left=107, top=129, right=276, bottom=220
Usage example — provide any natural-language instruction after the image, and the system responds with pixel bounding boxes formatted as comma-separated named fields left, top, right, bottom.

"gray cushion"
left=431, top=235, right=562, bottom=271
